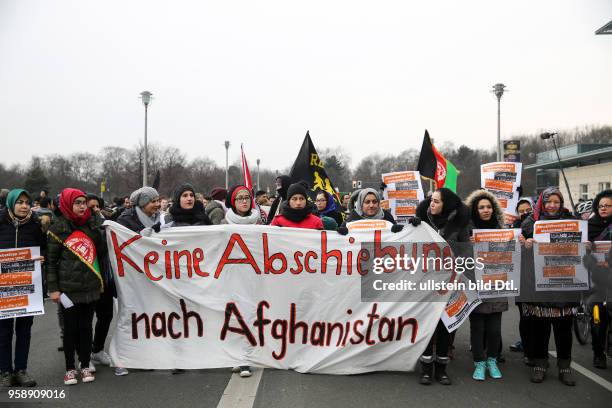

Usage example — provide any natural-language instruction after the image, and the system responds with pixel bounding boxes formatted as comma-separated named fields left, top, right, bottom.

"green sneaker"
left=472, top=361, right=486, bottom=381
left=486, top=358, right=502, bottom=379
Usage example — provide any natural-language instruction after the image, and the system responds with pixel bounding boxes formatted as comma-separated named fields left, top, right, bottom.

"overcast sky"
left=1, top=0, right=611, bottom=171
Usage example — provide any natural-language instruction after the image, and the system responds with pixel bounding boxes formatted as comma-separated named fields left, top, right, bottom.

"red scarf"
left=59, top=188, right=91, bottom=226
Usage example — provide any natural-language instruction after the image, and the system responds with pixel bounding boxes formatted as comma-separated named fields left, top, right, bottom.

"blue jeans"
left=0, top=316, right=34, bottom=373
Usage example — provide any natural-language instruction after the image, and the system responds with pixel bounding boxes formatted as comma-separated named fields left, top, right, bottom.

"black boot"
left=530, top=359, right=548, bottom=383
left=434, top=361, right=451, bottom=385
left=419, top=361, right=433, bottom=385
left=558, top=359, right=576, bottom=386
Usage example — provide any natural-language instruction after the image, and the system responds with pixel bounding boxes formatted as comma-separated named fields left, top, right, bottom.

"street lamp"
left=224, top=141, right=230, bottom=189
left=256, top=159, right=261, bottom=190
left=492, top=83, right=506, bottom=162
left=140, top=91, right=153, bottom=187
left=540, top=132, right=576, bottom=213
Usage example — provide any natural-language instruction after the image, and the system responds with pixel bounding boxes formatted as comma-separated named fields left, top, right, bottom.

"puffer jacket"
left=46, top=213, right=105, bottom=304
left=464, top=189, right=509, bottom=314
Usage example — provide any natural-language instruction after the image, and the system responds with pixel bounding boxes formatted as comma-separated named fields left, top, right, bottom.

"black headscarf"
left=169, top=183, right=211, bottom=226
left=429, top=188, right=462, bottom=229
left=265, top=175, right=292, bottom=225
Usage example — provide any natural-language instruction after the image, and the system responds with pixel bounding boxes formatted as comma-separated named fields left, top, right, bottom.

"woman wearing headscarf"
left=220, top=185, right=260, bottom=377
left=521, top=187, right=577, bottom=385
left=342, top=188, right=397, bottom=224
left=583, top=189, right=611, bottom=369
left=314, top=190, right=344, bottom=227
left=47, top=188, right=106, bottom=385
left=415, top=188, right=470, bottom=386
left=464, top=190, right=508, bottom=381
left=164, top=183, right=212, bottom=227
left=116, top=187, right=161, bottom=235
left=0, top=189, right=45, bottom=387
left=270, top=183, right=323, bottom=230
left=265, top=175, right=292, bottom=225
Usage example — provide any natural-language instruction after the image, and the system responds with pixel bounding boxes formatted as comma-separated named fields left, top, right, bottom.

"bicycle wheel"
left=573, top=314, right=590, bottom=345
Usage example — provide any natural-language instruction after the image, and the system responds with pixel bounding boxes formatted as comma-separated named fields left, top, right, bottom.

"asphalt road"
left=2, top=299, right=610, bottom=408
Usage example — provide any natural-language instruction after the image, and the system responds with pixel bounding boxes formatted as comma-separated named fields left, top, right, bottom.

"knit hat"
left=210, top=187, right=227, bottom=201
left=286, top=183, right=308, bottom=201
left=7, top=189, right=30, bottom=212
left=173, top=183, right=196, bottom=205
left=225, top=185, right=252, bottom=212
left=129, top=187, right=159, bottom=208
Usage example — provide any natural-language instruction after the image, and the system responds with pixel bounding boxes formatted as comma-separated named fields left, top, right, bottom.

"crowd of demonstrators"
left=0, top=189, right=46, bottom=387
left=0, top=176, right=609, bottom=389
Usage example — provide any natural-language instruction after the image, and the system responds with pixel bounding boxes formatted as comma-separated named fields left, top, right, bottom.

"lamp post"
left=540, top=132, right=576, bottom=213
left=140, top=91, right=153, bottom=187
left=224, top=141, right=230, bottom=189
left=492, top=83, right=506, bottom=162
left=256, top=159, right=261, bottom=190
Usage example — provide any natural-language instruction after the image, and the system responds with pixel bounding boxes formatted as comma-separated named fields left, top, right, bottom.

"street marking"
left=216, top=368, right=264, bottom=408
left=549, top=351, right=612, bottom=392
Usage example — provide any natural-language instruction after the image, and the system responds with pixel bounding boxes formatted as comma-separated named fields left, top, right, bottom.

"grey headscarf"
left=355, top=188, right=384, bottom=220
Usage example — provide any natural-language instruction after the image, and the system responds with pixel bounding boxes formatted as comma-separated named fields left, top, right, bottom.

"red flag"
left=241, top=145, right=267, bottom=223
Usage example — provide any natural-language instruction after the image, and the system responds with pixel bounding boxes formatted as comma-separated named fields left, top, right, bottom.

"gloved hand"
left=337, top=226, right=349, bottom=235
left=380, top=182, right=387, bottom=191
left=152, top=222, right=161, bottom=233
left=141, top=227, right=154, bottom=237
left=391, top=224, right=404, bottom=233
left=409, top=216, right=421, bottom=227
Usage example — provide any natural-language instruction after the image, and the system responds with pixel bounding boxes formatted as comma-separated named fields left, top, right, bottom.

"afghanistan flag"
left=416, top=130, right=458, bottom=192
left=289, top=131, right=342, bottom=207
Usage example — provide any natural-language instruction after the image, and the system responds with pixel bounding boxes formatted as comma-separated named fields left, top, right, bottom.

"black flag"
left=289, top=131, right=342, bottom=207
left=152, top=170, right=161, bottom=190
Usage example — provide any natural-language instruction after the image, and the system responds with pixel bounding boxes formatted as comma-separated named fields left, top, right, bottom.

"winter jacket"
left=416, top=197, right=471, bottom=246
left=116, top=208, right=146, bottom=233
left=205, top=200, right=225, bottom=225
left=0, top=209, right=46, bottom=251
left=46, top=213, right=105, bottom=304
left=271, top=214, right=323, bottom=230
left=464, top=190, right=508, bottom=314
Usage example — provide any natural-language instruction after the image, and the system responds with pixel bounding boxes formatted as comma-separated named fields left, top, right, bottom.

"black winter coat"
left=341, top=209, right=396, bottom=228
left=116, top=208, right=146, bottom=233
left=0, top=209, right=46, bottom=251
left=416, top=198, right=471, bottom=245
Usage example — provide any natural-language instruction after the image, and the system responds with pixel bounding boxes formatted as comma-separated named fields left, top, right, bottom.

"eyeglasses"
left=599, top=204, right=612, bottom=210
left=315, top=199, right=327, bottom=203
left=73, top=199, right=87, bottom=206
left=235, top=196, right=251, bottom=202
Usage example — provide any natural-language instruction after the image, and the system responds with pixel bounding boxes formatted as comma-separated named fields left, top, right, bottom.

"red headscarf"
left=59, top=188, right=91, bottom=226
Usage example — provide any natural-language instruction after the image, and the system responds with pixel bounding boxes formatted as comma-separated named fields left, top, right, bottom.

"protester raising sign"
left=104, top=221, right=453, bottom=374
left=533, top=220, right=589, bottom=291
left=480, top=162, right=523, bottom=226
left=381, top=171, right=424, bottom=225
left=0, top=247, right=44, bottom=319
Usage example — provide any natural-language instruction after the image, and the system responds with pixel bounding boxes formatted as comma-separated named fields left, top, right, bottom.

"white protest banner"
left=440, top=280, right=481, bottom=333
left=472, top=229, right=521, bottom=298
left=104, top=221, right=453, bottom=374
left=480, top=162, right=522, bottom=225
left=382, top=171, right=424, bottom=225
left=0, top=247, right=44, bottom=319
left=593, top=241, right=611, bottom=267
left=533, top=220, right=589, bottom=291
